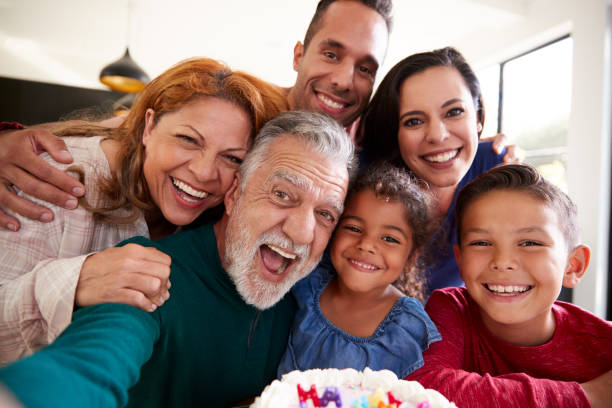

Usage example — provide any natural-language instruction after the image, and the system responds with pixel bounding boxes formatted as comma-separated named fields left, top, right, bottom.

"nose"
left=490, top=246, right=517, bottom=272
left=281, top=207, right=316, bottom=247
left=330, top=61, right=354, bottom=93
left=357, top=234, right=377, bottom=254
left=425, top=119, right=450, bottom=144
left=189, top=150, right=219, bottom=183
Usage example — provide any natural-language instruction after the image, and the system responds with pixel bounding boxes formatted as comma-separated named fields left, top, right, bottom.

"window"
left=478, top=36, right=573, bottom=191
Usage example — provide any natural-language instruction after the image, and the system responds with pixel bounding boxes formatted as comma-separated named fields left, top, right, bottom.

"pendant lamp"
left=99, top=0, right=149, bottom=93
left=100, top=48, right=149, bottom=93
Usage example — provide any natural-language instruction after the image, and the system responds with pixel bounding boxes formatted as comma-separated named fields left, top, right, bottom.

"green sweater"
left=0, top=223, right=296, bottom=407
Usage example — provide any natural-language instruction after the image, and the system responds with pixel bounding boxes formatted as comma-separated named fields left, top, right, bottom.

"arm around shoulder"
left=0, top=125, right=84, bottom=231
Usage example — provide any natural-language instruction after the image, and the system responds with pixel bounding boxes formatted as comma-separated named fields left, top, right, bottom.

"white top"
left=0, top=136, right=148, bottom=365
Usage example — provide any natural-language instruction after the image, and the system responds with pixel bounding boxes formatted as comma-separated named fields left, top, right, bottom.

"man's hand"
left=481, top=133, right=524, bottom=163
left=0, top=127, right=85, bottom=231
left=581, top=369, right=612, bottom=408
left=76, top=244, right=172, bottom=312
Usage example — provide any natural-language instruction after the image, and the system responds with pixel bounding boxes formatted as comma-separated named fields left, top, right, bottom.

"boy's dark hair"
left=455, top=163, right=579, bottom=249
left=303, top=0, right=393, bottom=50
left=343, top=162, right=438, bottom=302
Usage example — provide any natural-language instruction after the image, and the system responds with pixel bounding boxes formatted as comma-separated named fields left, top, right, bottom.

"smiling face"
left=142, top=97, right=252, bottom=226
left=456, top=189, right=579, bottom=345
left=330, top=189, right=414, bottom=296
left=223, top=135, right=349, bottom=309
left=397, top=66, right=481, bottom=193
left=288, top=1, right=388, bottom=127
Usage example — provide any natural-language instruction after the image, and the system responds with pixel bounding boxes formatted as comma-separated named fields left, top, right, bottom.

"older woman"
left=358, top=47, right=508, bottom=294
left=0, top=57, right=287, bottom=364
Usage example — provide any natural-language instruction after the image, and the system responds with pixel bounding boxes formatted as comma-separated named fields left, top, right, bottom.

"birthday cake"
left=250, top=368, right=457, bottom=408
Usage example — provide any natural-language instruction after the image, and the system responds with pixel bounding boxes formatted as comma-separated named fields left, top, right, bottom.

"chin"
left=164, top=212, right=199, bottom=227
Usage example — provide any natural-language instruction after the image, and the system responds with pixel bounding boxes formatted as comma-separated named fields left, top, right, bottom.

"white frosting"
left=251, top=368, right=457, bottom=408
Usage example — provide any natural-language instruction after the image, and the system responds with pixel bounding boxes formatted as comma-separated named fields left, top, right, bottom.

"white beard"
left=224, top=196, right=320, bottom=310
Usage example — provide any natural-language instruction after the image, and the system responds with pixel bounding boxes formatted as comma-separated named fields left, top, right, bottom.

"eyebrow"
left=463, top=226, right=548, bottom=235
left=399, top=98, right=464, bottom=121
left=182, top=124, right=204, bottom=142
left=320, top=39, right=380, bottom=70
left=342, top=215, right=409, bottom=239
left=272, top=170, right=344, bottom=215
left=179, top=124, right=248, bottom=152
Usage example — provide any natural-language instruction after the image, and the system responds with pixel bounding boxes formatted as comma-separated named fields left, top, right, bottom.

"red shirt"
left=407, top=287, right=612, bottom=407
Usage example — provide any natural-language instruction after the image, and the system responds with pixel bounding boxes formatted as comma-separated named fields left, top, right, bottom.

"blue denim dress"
left=277, top=258, right=441, bottom=378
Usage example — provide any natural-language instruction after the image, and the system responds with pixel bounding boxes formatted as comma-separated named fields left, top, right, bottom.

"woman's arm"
left=0, top=181, right=169, bottom=364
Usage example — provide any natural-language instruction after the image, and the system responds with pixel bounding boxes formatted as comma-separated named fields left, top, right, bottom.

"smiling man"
left=0, top=111, right=357, bottom=407
left=285, top=0, right=391, bottom=131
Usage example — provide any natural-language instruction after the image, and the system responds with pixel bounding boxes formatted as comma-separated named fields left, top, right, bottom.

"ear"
left=562, top=244, right=590, bottom=288
left=142, top=108, right=155, bottom=146
left=223, top=173, right=242, bottom=215
left=453, top=244, right=463, bottom=277
left=293, top=41, right=305, bottom=72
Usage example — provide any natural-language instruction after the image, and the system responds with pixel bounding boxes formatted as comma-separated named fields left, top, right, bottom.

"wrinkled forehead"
left=262, top=138, right=349, bottom=203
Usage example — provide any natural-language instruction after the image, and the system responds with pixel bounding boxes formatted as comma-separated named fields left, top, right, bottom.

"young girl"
left=277, top=163, right=441, bottom=378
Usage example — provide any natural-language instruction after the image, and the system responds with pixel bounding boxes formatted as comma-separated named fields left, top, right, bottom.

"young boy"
left=407, top=163, right=612, bottom=408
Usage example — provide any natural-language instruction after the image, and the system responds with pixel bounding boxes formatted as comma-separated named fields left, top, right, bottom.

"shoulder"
left=386, top=296, right=442, bottom=344
left=463, top=140, right=504, bottom=182
left=124, top=223, right=215, bottom=253
left=426, top=287, right=470, bottom=311
left=553, top=301, right=612, bottom=336
left=42, top=136, right=107, bottom=171
left=292, top=256, right=334, bottom=303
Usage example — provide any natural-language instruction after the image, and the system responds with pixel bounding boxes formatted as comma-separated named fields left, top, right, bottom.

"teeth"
left=267, top=244, right=297, bottom=260
left=350, top=259, right=378, bottom=271
left=317, top=93, right=345, bottom=110
left=424, top=150, right=459, bottom=163
left=268, top=257, right=288, bottom=275
left=172, top=178, right=208, bottom=199
left=487, top=284, right=530, bottom=294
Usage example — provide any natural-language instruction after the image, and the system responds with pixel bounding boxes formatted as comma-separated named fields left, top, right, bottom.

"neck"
left=326, top=277, right=401, bottom=307
left=213, top=214, right=229, bottom=269
left=282, top=86, right=296, bottom=110
left=144, top=210, right=177, bottom=240
left=480, top=308, right=557, bottom=347
left=431, top=185, right=459, bottom=217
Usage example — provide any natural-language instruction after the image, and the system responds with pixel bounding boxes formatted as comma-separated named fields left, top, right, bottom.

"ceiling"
left=0, top=0, right=531, bottom=89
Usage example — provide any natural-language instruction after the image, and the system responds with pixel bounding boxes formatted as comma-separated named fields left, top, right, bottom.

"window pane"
left=477, top=64, right=500, bottom=138
left=501, top=37, right=573, bottom=191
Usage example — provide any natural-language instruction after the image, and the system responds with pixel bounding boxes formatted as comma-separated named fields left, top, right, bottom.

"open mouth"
left=484, top=283, right=532, bottom=296
left=422, top=148, right=460, bottom=163
left=260, top=244, right=298, bottom=275
left=171, top=176, right=209, bottom=203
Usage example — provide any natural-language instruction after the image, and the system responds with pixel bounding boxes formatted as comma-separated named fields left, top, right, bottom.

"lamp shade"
left=99, top=47, right=149, bottom=93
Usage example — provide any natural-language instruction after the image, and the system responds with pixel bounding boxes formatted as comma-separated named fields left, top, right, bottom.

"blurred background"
left=0, top=0, right=610, bottom=318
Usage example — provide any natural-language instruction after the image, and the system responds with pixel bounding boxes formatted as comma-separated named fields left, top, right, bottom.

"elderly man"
left=0, top=111, right=357, bottom=407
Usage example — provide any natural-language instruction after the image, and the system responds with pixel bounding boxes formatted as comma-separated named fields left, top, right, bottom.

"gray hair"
left=238, top=111, right=358, bottom=189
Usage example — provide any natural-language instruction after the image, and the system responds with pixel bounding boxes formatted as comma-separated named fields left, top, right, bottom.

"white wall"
left=456, top=0, right=611, bottom=317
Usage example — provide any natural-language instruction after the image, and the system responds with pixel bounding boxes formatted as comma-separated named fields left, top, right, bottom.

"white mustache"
left=255, top=229, right=310, bottom=261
